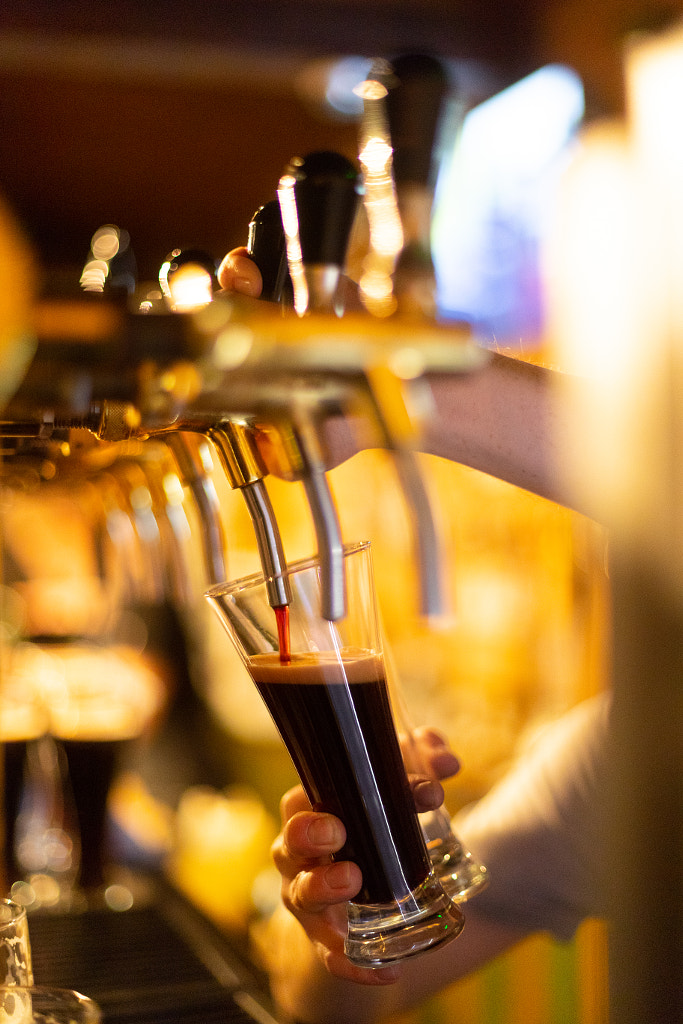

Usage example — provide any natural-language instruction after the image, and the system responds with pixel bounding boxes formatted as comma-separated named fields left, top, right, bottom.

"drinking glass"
left=0, top=902, right=33, bottom=987
left=0, top=663, right=50, bottom=891
left=0, top=901, right=102, bottom=1023
left=37, top=642, right=166, bottom=896
left=386, top=670, right=488, bottom=903
left=206, top=540, right=464, bottom=967
left=0, top=986, right=100, bottom=1023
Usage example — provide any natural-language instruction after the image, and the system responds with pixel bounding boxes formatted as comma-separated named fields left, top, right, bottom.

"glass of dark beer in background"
left=206, top=541, right=464, bottom=967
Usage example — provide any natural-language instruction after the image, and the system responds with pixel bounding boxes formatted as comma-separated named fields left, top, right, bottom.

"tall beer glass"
left=206, top=541, right=464, bottom=967
left=0, top=901, right=33, bottom=986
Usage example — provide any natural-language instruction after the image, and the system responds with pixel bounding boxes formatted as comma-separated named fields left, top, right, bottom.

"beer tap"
left=164, top=431, right=227, bottom=587
left=277, top=150, right=360, bottom=316
left=246, top=201, right=291, bottom=305
left=384, top=53, right=450, bottom=317
left=1, top=109, right=486, bottom=628
left=153, top=247, right=290, bottom=604
left=159, top=248, right=218, bottom=312
left=354, top=54, right=456, bottom=619
left=209, top=151, right=365, bottom=620
left=275, top=150, right=363, bottom=620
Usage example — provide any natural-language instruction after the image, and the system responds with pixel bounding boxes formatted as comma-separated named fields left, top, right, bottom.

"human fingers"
left=414, top=727, right=460, bottom=780
left=272, top=808, right=361, bottom=908
left=410, top=774, right=446, bottom=812
left=217, top=246, right=263, bottom=296
left=273, top=809, right=346, bottom=867
left=285, top=856, right=362, bottom=915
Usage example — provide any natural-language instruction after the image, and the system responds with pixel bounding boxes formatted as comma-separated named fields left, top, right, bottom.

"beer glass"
left=0, top=902, right=33, bottom=987
left=206, top=541, right=464, bottom=967
left=0, top=901, right=101, bottom=1023
left=386, top=670, right=488, bottom=903
left=0, top=986, right=100, bottom=1023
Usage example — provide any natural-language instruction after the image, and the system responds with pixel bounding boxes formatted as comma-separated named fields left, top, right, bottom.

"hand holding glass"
left=206, top=541, right=464, bottom=967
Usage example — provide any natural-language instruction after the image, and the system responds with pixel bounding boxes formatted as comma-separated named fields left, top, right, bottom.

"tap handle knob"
left=384, top=53, right=449, bottom=189
left=80, top=224, right=137, bottom=299
left=280, top=150, right=361, bottom=268
left=159, top=248, right=218, bottom=309
left=247, top=200, right=291, bottom=303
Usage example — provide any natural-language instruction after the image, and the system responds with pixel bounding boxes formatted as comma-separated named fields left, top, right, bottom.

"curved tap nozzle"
left=206, top=422, right=290, bottom=610
left=363, top=363, right=447, bottom=619
left=165, top=431, right=227, bottom=587
left=289, top=407, right=346, bottom=622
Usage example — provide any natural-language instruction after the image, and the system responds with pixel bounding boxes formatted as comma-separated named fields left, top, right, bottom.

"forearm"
left=220, top=250, right=589, bottom=516
left=264, top=906, right=397, bottom=1024
left=263, top=903, right=527, bottom=1024
left=423, top=354, right=567, bottom=506
left=324, top=351, right=593, bottom=519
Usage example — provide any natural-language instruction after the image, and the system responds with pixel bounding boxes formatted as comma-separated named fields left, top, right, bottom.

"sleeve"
left=453, top=693, right=611, bottom=941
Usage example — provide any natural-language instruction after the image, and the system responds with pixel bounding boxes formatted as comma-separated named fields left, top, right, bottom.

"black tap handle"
left=247, top=200, right=291, bottom=303
left=384, top=54, right=449, bottom=189
left=281, top=150, right=361, bottom=267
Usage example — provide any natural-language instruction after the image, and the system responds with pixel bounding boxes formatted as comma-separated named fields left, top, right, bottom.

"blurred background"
left=1, top=1, right=680, bottom=1022
left=0, top=0, right=663, bottom=278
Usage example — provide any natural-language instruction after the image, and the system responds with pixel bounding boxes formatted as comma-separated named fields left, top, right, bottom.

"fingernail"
left=432, top=751, right=460, bottom=775
left=414, top=779, right=443, bottom=805
left=325, top=861, right=353, bottom=890
left=432, top=745, right=458, bottom=770
left=308, top=816, right=338, bottom=846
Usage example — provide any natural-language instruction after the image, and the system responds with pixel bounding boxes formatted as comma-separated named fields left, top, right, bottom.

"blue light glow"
left=432, top=64, right=585, bottom=348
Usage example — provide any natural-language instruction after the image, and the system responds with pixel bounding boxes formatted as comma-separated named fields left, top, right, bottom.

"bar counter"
left=26, top=877, right=284, bottom=1024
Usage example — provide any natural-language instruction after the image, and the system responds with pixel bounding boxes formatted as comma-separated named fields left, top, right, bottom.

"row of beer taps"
left=0, top=54, right=489, bottom=624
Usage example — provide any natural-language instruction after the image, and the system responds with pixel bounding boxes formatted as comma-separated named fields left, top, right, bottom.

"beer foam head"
left=249, top=649, right=384, bottom=685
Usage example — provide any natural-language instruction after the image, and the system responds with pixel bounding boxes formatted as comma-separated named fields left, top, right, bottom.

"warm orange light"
left=167, top=264, right=214, bottom=311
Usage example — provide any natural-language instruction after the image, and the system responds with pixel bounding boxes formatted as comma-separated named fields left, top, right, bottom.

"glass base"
left=344, top=873, right=465, bottom=968
left=420, top=808, right=488, bottom=903
left=0, top=986, right=101, bottom=1024
left=429, top=835, right=488, bottom=902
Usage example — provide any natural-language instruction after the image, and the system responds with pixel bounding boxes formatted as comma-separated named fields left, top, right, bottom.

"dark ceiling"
left=0, top=1, right=536, bottom=71
left=0, top=0, right=679, bottom=283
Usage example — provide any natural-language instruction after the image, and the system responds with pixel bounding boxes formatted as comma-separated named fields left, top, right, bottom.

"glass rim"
left=204, top=540, right=371, bottom=600
left=0, top=898, right=27, bottom=926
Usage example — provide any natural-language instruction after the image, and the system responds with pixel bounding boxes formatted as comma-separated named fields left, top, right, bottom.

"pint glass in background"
left=206, top=541, right=464, bottom=967
left=383, top=650, right=488, bottom=903
left=0, top=900, right=33, bottom=986
left=0, top=901, right=102, bottom=1022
